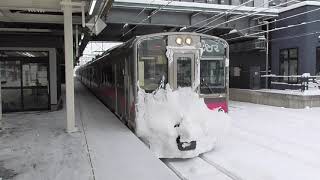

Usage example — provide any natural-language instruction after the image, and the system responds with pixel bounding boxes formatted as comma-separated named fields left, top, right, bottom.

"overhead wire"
left=133, top=0, right=157, bottom=21
left=225, top=19, right=320, bottom=41
left=180, top=0, right=255, bottom=32
left=121, top=0, right=175, bottom=38
left=197, top=0, right=297, bottom=34
left=193, top=0, right=268, bottom=33
left=195, top=0, right=279, bottom=33
left=122, top=0, right=157, bottom=29
left=269, top=31, right=320, bottom=42
left=219, top=6, right=320, bottom=37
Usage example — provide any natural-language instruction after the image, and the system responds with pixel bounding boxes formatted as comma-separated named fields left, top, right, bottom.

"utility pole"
left=265, top=21, right=269, bottom=89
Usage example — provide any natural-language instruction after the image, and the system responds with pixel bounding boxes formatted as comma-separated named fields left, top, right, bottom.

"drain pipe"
left=265, top=21, right=269, bottom=89
left=0, top=72, right=2, bottom=130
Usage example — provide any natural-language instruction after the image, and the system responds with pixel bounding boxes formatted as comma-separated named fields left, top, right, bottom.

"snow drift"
left=135, top=84, right=231, bottom=158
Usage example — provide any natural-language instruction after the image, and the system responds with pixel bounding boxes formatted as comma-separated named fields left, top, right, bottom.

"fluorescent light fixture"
left=81, top=33, right=84, bottom=40
left=89, top=0, right=97, bottom=15
left=26, top=52, right=35, bottom=57
left=22, top=52, right=35, bottom=57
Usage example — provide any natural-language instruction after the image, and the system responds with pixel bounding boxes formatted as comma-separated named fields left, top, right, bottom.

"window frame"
left=279, top=48, right=299, bottom=83
left=137, top=36, right=168, bottom=92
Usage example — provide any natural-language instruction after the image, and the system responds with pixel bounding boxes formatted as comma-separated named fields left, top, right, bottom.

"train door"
left=173, top=53, right=195, bottom=89
left=124, top=58, right=129, bottom=120
left=116, top=61, right=125, bottom=119
left=114, top=64, right=118, bottom=114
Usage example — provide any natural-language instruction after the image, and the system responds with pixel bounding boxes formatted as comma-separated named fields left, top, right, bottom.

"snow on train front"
left=135, top=84, right=231, bottom=158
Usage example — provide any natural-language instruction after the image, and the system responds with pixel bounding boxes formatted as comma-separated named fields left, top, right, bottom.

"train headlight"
left=185, top=37, right=192, bottom=45
left=176, top=37, right=183, bottom=45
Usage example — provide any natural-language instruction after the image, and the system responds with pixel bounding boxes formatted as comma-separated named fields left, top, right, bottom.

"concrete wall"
left=230, top=88, right=320, bottom=108
left=271, top=5, right=320, bottom=75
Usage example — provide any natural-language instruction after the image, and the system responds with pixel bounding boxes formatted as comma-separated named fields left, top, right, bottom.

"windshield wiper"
left=201, top=78, right=214, bottom=94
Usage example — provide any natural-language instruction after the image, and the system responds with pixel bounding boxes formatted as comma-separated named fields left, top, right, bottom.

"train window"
left=200, top=60, right=225, bottom=94
left=138, top=36, right=168, bottom=92
left=177, top=57, right=192, bottom=87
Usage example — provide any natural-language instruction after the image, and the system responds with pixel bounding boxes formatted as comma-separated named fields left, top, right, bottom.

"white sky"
left=79, top=41, right=122, bottom=66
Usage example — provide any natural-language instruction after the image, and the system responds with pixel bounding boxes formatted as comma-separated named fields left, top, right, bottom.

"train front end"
left=135, top=33, right=230, bottom=158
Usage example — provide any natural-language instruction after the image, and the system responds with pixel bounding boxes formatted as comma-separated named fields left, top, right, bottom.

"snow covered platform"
left=206, top=101, right=320, bottom=180
left=230, top=88, right=320, bottom=108
left=0, top=80, right=179, bottom=180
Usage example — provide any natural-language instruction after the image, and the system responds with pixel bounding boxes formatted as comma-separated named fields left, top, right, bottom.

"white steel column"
left=63, top=0, right=77, bottom=133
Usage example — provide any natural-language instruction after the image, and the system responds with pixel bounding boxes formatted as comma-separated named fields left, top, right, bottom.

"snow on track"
left=163, top=101, right=320, bottom=180
left=163, top=157, right=233, bottom=180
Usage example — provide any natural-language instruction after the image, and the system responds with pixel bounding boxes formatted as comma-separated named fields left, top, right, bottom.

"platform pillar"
left=63, top=0, right=77, bottom=133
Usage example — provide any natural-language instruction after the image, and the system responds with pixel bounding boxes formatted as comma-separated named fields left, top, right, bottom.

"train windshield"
left=200, top=38, right=226, bottom=94
left=138, top=36, right=168, bottom=92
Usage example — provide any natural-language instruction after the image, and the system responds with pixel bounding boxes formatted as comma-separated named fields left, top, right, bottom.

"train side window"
left=138, top=36, right=168, bottom=92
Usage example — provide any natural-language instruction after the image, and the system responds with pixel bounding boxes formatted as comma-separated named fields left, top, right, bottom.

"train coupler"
left=176, top=136, right=196, bottom=151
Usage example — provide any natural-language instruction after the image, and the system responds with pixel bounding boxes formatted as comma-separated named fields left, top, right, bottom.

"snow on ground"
left=257, top=88, right=320, bottom=96
left=136, top=85, right=230, bottom=158
left=0, top=109, right=92, bottom=180
left=202, top=101, right=320, bottom=180
left=0, top=81, right=179, bottom=180
left=2, top=82, right=320, bottom=180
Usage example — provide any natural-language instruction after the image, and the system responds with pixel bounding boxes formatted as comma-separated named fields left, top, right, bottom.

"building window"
left=279, top=48, right=298, bottom=83
left=317, top=47, right=320, bottom=75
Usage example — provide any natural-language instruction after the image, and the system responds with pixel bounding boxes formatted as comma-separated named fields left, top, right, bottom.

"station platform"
left=0, top=80, right=178, bottom=180
left=74, top=79, right=179, bottom=180
left=230, top=88, right=320, bottom=108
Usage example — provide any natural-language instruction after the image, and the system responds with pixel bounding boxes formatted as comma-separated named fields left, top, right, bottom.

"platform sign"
left=201, top=39, right=225, bottom=57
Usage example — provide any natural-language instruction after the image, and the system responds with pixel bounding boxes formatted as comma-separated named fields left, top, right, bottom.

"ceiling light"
left=89, top=0, right=97, bottom=15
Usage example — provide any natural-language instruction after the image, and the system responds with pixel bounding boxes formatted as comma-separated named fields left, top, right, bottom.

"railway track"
left=163, top=155, right=243, bottom=180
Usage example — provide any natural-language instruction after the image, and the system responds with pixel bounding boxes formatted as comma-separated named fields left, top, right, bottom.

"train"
left=76, top=32, right=230, bottom=158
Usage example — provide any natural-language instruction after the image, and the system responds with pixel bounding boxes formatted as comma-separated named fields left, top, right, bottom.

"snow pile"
left=135, top=84, right=231, bottom=158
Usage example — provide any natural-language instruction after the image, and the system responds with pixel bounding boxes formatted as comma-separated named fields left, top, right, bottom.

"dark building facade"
left=271, top=2, right=320, bottom=80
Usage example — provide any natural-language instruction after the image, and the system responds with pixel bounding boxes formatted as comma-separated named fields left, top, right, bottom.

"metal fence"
left=262, top=74, right=320, bottom=91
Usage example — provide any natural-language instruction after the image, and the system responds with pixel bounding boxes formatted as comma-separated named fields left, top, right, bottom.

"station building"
left=271, top=1, right=320, bottom=80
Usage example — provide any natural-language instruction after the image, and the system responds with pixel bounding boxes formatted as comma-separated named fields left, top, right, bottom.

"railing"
left=261, top=74, right=320, bottom=92
left=165, top=0, right=254, bottom=7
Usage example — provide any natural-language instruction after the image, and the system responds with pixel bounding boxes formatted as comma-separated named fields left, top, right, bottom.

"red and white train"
left=76, top=32, right=229, bottom=157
